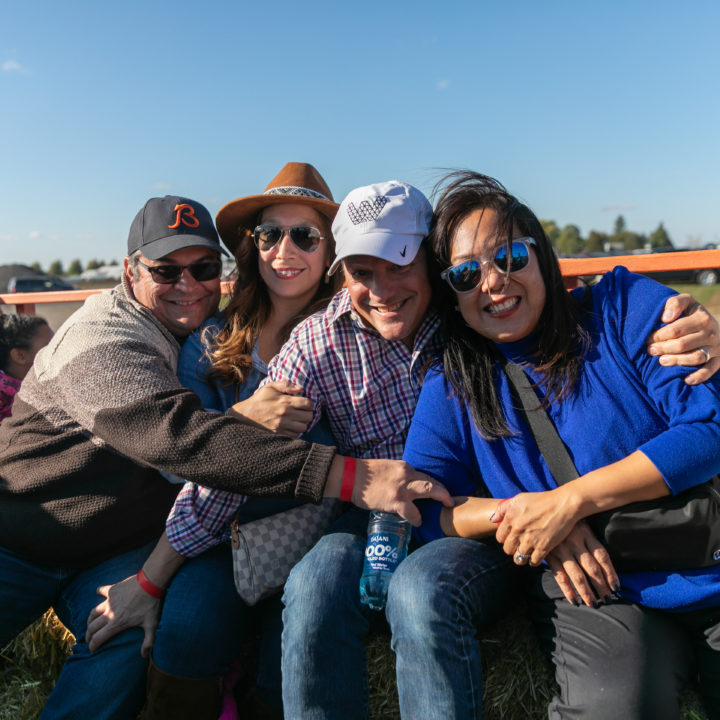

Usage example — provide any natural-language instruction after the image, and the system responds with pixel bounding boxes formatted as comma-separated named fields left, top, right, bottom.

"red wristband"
left=136, top=568, right=165, bottom=599
left=339, top=456, right=356, bottom=502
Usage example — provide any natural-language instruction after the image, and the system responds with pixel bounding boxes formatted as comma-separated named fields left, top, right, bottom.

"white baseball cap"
left=328, top=180, right=433, bottom=275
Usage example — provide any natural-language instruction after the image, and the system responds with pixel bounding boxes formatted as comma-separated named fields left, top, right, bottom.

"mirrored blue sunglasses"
left=440, top=237, right=537, bottom=293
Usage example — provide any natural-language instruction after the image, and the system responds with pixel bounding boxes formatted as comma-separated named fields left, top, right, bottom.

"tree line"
left=30, top=214, right=674, bottom=275
left=542, top=215, right=673, bottom=257
left=30, top=258, right=120, bottom=277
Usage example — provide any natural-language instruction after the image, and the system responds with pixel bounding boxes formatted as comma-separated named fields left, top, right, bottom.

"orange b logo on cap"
left=168, top=203, right=200, bottom=230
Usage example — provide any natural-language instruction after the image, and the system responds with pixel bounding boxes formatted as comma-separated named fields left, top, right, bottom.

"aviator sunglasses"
left=137, top=259, right=223, bottom=285
left=441, top=237, right=537, bottom=293
left=253, top=225, right=325, bottom=254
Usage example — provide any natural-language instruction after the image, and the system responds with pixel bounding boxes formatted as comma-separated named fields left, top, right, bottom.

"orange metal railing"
left=556, top=248, right=720, bottom=278
left=1, top=252, right=719, bottom=315
left=0, top=281, right=235, bottom=315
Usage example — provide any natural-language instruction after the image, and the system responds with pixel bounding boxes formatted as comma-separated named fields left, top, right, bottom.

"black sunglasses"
left=253, top=225, right=324, bottom=254
left=440, top=237, right=537, bottom=293
left=137, top=259, right=222, bottom=285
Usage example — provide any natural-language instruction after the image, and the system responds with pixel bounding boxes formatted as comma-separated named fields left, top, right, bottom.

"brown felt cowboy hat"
left=216, top=162, right=339, bottom=255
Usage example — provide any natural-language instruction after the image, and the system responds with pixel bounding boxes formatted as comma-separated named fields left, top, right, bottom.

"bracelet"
left=136, top=568, right=165, bottom=599
left=339, top=456, right=357, bottom=502
left=490, top=498, right=509, bottom=524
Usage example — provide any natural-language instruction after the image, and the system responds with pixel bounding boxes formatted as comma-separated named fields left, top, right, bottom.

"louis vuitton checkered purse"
left=230, top=499, right=346, bottom=605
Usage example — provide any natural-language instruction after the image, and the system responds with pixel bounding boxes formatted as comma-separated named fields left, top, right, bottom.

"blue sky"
left=2, top=1, right=718, bottom=266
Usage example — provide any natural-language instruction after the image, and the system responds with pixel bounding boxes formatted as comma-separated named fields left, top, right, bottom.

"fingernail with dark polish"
left=604, top=594, right=613, bottom=604
left=611, top=581, right=620, bottom=592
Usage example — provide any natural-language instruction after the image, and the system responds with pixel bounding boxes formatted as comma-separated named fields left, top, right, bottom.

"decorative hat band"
left=264, top=185, right=331, bottom=201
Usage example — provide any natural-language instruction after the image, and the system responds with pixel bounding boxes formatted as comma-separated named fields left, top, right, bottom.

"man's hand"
left=647, top=293, right=720, bottom=385
left=85, top=575, right=161, bottom=657
left=545, top=522, right=619, bottom=607
left=227, top=380, right=313, bottom=437
left=351, top=458, right=453, bottom=526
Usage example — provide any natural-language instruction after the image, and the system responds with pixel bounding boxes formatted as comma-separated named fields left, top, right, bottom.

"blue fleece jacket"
left=404, top=267, right=720, bottom=611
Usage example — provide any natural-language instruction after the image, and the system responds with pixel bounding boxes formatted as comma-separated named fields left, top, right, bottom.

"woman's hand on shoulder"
left=545, top=521, right=619, bottom=607
left=85, top=574, right=160, bottom=656
left=647, top=293, right=720, bottom=385
left=227, top=380, right=313, bottom=438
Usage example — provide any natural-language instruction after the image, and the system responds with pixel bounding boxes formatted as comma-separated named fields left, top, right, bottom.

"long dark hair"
left=429, top=171, right=590, bottom=438
left=205, top=216, right=341, bottom=387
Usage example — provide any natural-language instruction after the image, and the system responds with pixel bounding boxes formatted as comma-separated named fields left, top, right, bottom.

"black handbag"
left=501, top=355, right=720, bottom=573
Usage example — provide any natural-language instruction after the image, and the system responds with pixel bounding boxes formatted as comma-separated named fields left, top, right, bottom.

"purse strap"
left=500, top=356, right=579, bottom=485
left=499, top=284, right=594, bottom=486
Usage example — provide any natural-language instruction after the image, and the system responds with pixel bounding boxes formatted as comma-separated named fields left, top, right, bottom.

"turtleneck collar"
left=495, top=329, right=540, bottom=363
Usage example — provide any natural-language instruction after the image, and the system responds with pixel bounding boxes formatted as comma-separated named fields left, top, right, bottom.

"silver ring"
left=514, top=552, right=532, bottom=563
left=700, top=347, right=711, bottom=364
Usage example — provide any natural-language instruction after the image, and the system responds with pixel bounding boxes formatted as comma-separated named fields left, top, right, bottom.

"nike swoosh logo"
left=399, top=246, right=407, bottom=257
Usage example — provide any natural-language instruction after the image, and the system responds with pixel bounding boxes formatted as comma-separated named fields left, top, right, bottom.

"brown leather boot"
left=143, top=658, right=223, bottom=720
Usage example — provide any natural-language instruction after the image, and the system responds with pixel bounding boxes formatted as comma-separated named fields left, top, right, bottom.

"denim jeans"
left=154, top=497, right=300, bottom=717
left=282, top=507, right=372, bottom=719
left=386, top=537, right=518, bottom=720
left=0, top=536, right=281, bottom=720
left=282, top=512, right=518, bottom=720
left=0, top=541, right=156, bottom=720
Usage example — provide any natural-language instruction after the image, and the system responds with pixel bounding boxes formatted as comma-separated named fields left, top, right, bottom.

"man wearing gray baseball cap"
left=0, top=193, right=451, bottom=720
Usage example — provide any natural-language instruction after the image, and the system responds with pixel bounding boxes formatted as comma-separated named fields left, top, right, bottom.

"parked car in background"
left=640, top=247, right=719, bottom=286
left=8, top=276, right=76, bottom=293
left=565, top=246, right=720, bottom=287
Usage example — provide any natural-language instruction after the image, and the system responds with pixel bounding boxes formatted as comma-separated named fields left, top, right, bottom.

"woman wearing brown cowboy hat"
left=86, top=163, right=343, bottom=719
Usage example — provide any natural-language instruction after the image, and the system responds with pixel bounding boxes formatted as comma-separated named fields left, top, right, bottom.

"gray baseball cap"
left=328, top=181, right=432, bottom=275
left=128, top=195, right=228, bottom=260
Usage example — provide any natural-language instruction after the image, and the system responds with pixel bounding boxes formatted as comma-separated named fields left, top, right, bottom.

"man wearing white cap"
left=263, top=180, right=442, bottom=717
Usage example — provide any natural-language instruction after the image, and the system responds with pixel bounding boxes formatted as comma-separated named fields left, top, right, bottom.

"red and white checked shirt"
left=166, top=289, right=442, bottom=557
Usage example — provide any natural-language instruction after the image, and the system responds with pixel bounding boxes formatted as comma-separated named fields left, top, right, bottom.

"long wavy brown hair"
left=205, top=214, right=340, bottom=389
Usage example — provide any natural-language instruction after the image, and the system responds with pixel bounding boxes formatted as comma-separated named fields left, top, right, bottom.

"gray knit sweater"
left=0, top=277, right=335, bottom=567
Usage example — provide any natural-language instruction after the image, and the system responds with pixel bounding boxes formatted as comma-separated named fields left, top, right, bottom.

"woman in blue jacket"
left=394, top=171, right=720, bottom=719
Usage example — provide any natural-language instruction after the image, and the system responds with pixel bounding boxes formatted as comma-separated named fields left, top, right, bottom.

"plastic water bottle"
left=359, top=511, right=411, bottom=610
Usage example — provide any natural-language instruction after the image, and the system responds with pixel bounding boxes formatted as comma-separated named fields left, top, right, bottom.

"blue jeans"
left=155, top=497, right=299, bottom=716
left=0, top=541, right=155, bottom=720
left=386, top=537, right=517, bottom=720
left=282, top=514, right=517, bottom=720
left=0, top=537, right=278, bottom=720
left=282, top=507, right=372, bottom=719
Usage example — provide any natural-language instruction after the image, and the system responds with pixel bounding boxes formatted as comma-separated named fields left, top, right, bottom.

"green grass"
left=666, top=283, right=720, bottom=307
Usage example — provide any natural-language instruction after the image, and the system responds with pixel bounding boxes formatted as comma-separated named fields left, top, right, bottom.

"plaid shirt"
left=265, top=289, right=442, bottom=459
left=167, top=289, right=442, bottom=557
left=166, top=482, right=245, bottom=556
